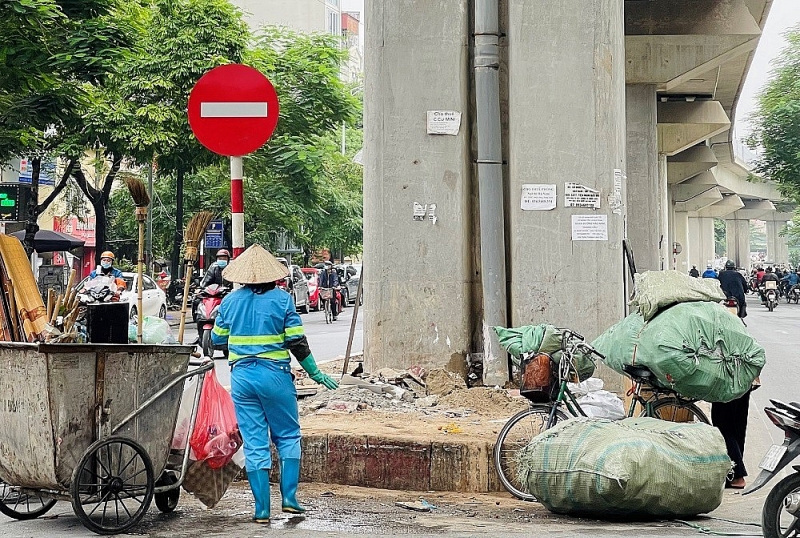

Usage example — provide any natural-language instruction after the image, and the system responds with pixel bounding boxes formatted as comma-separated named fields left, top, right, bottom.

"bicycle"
left=493, top=329, right=710, bottom=502
left=319, top=287, right=334, bottom=324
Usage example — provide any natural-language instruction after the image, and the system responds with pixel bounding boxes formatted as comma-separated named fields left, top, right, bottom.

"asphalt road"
left=0, top=297, right=795, bottom=537
left=169, top=303, right=364, bottom=388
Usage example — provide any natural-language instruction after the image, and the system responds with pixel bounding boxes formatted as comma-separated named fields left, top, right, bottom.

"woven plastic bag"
left=494, top=324, right=595, bottom=380
left=630, top=270, right=725, bottom=321
left=592, top=302, right=765, bottom=402
left=190, top=369, right=242, bottom=469
left=518, top=417, right=731, bottom=518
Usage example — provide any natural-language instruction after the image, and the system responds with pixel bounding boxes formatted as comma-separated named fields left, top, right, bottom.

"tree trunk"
left=93, top=200, right=108, bottom=267
left=22, top=157, right=41, bottom=257
left=171, top=167, right=184, bottom=279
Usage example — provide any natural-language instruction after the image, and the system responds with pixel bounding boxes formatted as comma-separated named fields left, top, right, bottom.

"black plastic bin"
left=85, top=302, right=129, bottom=344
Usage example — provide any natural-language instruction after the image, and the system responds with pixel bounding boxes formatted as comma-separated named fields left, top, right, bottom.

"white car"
left=78, top=272, right=167, bottom=320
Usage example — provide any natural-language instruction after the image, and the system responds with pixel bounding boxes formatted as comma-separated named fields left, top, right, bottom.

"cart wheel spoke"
left=70, top=436, right=154, bottom=535
left=0, top=479, right=56, bottom=520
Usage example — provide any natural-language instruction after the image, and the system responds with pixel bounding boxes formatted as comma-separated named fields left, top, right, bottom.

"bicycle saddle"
left=622, top=364, right=654, bottom=381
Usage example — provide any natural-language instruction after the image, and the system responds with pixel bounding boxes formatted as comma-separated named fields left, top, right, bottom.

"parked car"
left=302, top=268, right=321, bottom=311
left=343, top=264, right=362, bottom=305
left=276, top=258, right=310, bottom=314
left=77, top=272, right=167, bottom=320
left=335, top=264, right=360, bottom=306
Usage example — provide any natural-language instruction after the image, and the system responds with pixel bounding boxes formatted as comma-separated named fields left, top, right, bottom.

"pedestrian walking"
left=211, top=244, right=339, bottom=523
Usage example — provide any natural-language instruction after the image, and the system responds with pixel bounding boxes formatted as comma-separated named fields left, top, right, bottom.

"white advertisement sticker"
left=565, top=182, right=601, bottom=209
left=426, top=111, right=462, bottom=135
left=572, top=214, right=608, bottom=241
left=521, top=184, right=557, bottom=211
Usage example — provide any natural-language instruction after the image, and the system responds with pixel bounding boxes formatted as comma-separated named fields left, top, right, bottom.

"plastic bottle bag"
left=189, top=369, right=242, bottom=469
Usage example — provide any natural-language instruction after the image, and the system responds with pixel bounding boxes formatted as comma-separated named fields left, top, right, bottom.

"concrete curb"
left=266, top=433, right=504, bottom=493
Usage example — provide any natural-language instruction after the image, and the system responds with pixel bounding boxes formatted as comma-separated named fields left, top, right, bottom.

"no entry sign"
left=187, top=64, right=279, bottom=156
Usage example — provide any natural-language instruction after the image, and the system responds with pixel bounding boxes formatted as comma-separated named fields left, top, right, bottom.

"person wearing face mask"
left=200, top=249, right=231, bottom=289
left=89, top=251, right=123, bottom=279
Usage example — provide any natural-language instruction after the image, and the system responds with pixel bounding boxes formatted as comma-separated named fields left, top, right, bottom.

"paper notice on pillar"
left=564, top=182, right=601, bottom=209
left=520, top=184, right=557, bottom=210
left=571, top=214, right=608, bottom=241
left=608, top=169, right=624, bottom=215
left=413, top=202, right=427, bottom=221
left=428, top=204, right=437, bottom=224
left=426, top=111, right=462, bottom=135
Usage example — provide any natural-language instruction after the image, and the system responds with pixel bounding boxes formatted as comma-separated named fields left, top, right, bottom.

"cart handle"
left=111, top=359, right=215, bottom=435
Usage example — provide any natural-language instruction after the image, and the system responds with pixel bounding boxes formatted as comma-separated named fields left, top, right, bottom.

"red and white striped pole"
left=230, top=156, right=245, bottom=258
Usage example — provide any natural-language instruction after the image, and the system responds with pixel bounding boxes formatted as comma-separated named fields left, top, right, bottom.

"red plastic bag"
left=189, top=369, right=243, bottom=469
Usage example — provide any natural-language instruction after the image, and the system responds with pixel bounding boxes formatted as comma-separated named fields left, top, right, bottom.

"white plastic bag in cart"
left=171, top=373, right=200, bottom=454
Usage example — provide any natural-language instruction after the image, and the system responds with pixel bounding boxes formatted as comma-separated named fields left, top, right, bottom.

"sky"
left=735, top=0, right=800, bottom=139
left=339, top=0, right=797, bottom=139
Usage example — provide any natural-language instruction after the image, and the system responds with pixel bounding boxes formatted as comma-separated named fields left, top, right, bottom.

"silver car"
left=276, top=257, right=311, bottom=314
left=342, top=264, right=362, bottom=305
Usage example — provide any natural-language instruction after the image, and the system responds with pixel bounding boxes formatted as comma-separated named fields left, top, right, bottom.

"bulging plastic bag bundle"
left=494, top=324, right=595, bottom=381
left=129, top=316, right=177, bottom=344
left=591, top=301, right=765, bottom=403
left=518, top=417, right=731, bottom=518
left=630, top=270, right=725, bottom=321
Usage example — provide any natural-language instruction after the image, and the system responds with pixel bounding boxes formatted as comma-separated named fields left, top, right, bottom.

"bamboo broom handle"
left=46, top=288, right=55, bottom=321
left=177, top=261, right=194, bottom=344
left=65, top=268, right=76, bottom=300
left=50, top=294, right=62, bottom=325
left=137, top=220, right=145, bottom=343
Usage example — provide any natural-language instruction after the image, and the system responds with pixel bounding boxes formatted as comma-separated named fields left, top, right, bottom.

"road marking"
left=200, top=102, right=268, bottom=118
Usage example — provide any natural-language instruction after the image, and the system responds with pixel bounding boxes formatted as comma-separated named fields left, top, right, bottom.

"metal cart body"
left=0, top=342, right=214, bottom=534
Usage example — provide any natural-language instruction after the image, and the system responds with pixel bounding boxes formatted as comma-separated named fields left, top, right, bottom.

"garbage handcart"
left=0, top=342, right=215, bottom=535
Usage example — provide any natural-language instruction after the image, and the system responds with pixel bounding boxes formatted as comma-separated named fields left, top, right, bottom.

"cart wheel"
left=0, top=479, right=56, bottom=520
left=154, top=472, right=179, bottom=513
left=70, top=436, right=154, bottom=535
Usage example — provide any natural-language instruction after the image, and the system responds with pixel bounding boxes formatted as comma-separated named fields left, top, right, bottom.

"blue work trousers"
left=230, top=359, right=301, bottom=472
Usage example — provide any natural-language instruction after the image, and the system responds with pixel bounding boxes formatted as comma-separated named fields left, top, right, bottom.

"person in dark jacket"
left=718, top=260, right=748, bottom=318
left=200, top=249, right=231, bottom=288
left=689, top=265, right=700, bottom=278
left=319, top=262, right=340, bottom=321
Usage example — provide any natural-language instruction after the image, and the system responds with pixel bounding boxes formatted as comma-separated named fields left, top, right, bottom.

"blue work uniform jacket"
left=211, top=286, right=305, bottom=363
left=701, top=269, right=717, bottom=278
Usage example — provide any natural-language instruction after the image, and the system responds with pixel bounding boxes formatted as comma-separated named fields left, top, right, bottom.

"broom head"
left=184, top=211, right=214, bottom=262
left=123, top=176, right=151, bottom=208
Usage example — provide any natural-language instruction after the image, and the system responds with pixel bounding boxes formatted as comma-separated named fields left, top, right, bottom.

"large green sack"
left=631, top=270, right=725, bottom=321
left=494, top=324, right=595, bottom=380
left=591, top=302, right=765, bottom=402
left=518, top=417, right=731, bottom=518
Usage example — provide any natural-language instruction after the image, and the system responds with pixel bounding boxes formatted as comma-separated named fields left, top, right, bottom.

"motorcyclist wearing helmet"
left=759, top=266, right=780, bottom=304
left=718, top=260, right=748, bottom=318
left=200, top=249, right=231, bottom=288
left=781, top=268, right=800, bottom=294
left=701, top=263, right=718, bottom=278
left=89, top=251, right=123, bottom=280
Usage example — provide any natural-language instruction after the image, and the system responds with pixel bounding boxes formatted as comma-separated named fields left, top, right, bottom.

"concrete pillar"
left=688, top=216, right=716, bottom=271
left=626, top=84, right=665, bottom=272
left=766, top=220, right=789, bottom=264
left=363, top=0, right=473, bottom=373
left=507, top=0, right=626, bottom=343
left=674, top=211, right=690, bottom=273
left=725, top=219, right=751, bottom=268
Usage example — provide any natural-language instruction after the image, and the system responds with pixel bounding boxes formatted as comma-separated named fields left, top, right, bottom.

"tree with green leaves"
left=0, top=0, right=136, bottom=255
left=747, top=25, right=800, bottom=201
left=107, top=26, right=361, bottom=270
left=85, top=0, right=249, bottom=270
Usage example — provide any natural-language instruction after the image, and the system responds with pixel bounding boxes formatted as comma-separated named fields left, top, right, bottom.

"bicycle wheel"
left=643, top=397, right=710, bottom=424
left=324, top=299, right=332, bottom=324
left=494, top=405, right=569, bottom=501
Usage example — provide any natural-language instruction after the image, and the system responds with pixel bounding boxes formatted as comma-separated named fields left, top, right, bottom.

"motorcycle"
left=789, top=286, right=800, bottom=305
left=195, top=284, right=229, bottom=358
left=744, top=400, right=800, bottom=537
left=763, top=281, right=779, bottom=312
left=167, top=277, right=200, bottom=310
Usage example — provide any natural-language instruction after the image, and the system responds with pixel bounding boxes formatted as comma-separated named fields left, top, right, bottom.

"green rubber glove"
left=299, top=354, right=339, bottom=390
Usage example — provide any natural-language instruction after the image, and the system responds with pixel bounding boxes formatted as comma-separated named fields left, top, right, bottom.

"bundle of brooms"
left=44, top=268, right=82, bottom=341
left=123, top=176, right=151, bottom=343
left=178, top=211, right=213, bottom=343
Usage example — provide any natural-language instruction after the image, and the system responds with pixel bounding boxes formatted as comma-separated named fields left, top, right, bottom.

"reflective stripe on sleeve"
left=285, top=326, right=305, bottom=338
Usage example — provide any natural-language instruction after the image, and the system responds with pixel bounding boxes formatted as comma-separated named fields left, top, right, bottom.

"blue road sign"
left=205, top=219, right=224, bottom=248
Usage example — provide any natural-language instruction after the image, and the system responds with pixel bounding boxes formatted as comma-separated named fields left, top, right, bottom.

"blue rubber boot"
left=280, top=459, right=306, bottom=514
left=247, top=469, right=271, bottom=523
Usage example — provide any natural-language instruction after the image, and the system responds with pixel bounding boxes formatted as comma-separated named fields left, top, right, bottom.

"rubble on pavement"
left=296, top=358, right=528, bottom=419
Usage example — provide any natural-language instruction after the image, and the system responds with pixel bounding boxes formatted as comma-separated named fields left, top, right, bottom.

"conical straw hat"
left=222, top=244, right=289, bottom=284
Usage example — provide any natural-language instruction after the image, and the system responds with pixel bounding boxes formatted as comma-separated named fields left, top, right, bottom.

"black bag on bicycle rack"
left=519, top=353, right=558, bottom=403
